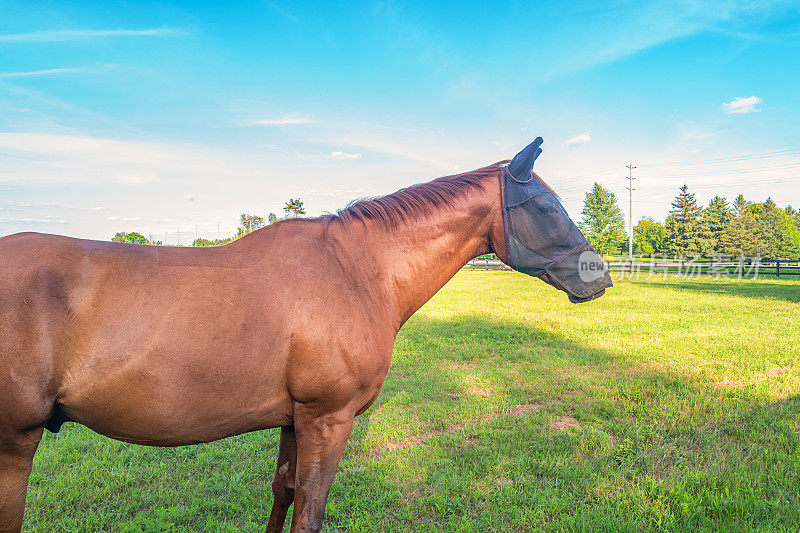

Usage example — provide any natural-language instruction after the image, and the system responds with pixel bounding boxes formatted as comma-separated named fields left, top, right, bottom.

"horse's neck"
left=361, top=177, right=502, bottom=327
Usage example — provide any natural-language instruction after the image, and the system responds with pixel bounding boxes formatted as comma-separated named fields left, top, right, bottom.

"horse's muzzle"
left=568, top=288, right=606, bottom=304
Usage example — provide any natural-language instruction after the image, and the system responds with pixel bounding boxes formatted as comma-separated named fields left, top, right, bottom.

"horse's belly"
left=59, top=349, right=293, bottom=446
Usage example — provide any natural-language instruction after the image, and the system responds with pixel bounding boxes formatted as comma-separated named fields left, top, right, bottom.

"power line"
left=547, top=148, right=800, bottom=188
left=637, top=161, right=800, bottom=179
left=637, top=176, right=800, bottom=191
left=549, top=166, right=626, bottom=184
left=639, top=147, right=800, bottom=167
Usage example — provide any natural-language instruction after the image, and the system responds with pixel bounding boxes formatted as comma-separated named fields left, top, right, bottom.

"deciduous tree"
left=633, top=217, right=666, bottom=255
left=284, top=198, right=306, bottom=218
left=111, top=232, right=149, bottom=245
left=237, top=213, right=264, bottom=238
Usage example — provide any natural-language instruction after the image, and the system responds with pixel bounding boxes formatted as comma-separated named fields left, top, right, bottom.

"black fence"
left=606, top=258, right=800, bottom=278
left=464, top=258, right=800, bottom=278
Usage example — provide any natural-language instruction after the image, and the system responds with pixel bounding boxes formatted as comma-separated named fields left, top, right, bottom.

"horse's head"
left=497, top=138, right=612, bottom=303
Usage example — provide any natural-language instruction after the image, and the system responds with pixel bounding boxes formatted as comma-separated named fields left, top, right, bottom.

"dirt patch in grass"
left=549, top=416, right=580, bottom=432
left=714, top=366, right=790, bottom=388
left=466, top=387, right=494, bottom=397
left=374, top=402, right=545, bottom=454
left=713, top=379, right=750, bottom=388
left=509, top=402, right=543, bottom=416
left=764, top=366, right=789, bottom=378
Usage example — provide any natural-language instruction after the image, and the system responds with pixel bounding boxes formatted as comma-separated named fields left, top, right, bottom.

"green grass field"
left=24, top=272, right=800, bottom=532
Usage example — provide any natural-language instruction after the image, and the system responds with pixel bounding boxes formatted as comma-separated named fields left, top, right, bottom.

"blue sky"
left=1, top=0, right=799, bottom=242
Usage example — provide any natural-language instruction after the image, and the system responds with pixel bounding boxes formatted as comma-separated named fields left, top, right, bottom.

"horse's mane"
left=325, top=161, right=507, bottom=229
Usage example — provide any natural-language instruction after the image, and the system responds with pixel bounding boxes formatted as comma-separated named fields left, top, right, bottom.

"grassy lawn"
left=25, top=272, right=800, bottom=531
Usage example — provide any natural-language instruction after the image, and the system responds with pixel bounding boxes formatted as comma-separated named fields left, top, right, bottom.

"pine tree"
left=722, top=213, right=761, bottom=257
left=732, top=194, right=749, bottom=217
left=664, top=184, right=712, bottom=257
left=750, top=198, right=800, bottom=259
left=722, top=196, right=763, bottom=258
left=578, top=183, right=627, bottom=255
left=702, top=195, right=731, bottom=254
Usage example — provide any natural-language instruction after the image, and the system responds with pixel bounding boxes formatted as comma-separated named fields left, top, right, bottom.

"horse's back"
left=0, top=226, right=393, bottom=444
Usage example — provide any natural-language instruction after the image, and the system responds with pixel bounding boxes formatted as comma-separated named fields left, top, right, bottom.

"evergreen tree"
left=702, top=195, right=731, bottom=254
left=578, top=183, right=626, bottom=255
left=720, top=208, right=764, bottom=257
left=664, top=185, right=712, bottom=257
left=732, top=194, right=749, bottom=217
left=750, top=198, right=800, bottom=259
left=632, top=217, right=665, bottom=255
left=192, top=237, right=233, bottom=247
left=267, top=212, right=278, bottom=224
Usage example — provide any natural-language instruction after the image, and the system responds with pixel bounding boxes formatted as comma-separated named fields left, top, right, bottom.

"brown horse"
left=0, top=140, right=610, bottom=532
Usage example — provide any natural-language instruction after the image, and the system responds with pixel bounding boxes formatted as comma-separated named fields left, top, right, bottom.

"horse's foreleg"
left=289, top=409, right=354, bottom=533
left=265, top=426, right=298, bottom=533
left=0, top=428, right=43, bottom=533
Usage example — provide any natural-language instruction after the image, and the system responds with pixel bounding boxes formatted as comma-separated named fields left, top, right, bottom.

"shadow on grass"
left=638, top=279, right=800, bottom=303
left=341, top=313, right=800, bottom=530
left=26, top=313, right=800, bottom=532
left=376, top=312, right=798, bottom=427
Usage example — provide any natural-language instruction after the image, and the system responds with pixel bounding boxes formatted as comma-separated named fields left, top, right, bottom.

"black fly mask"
left=501, top=138, right=612, bottom=303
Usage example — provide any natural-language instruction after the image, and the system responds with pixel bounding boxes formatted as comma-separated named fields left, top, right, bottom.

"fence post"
left=485, top=258, right=489, bottom=271
left=776, top=259, right=781, bottom=279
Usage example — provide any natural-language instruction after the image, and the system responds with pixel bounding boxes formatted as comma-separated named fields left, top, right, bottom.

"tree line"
left=579, top=183, right=800, bottom=260
left=110, top=185, right=800, bottom=260
left=111, top=198, right=306, bottom=246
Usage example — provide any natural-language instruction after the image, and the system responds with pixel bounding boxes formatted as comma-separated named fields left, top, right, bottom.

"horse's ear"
left=507, top=137, right=543, bottom=181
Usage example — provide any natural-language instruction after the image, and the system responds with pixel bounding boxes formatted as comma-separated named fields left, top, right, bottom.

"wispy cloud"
left=0, top=67, right=96, bottom=78
left=107, top=216, right=174, bottom=223
left=0, top=216, right=67, bottom=224
left=307, top=187, right=367, bottom=198
left=0, top=28, right=185, bottom=44
left=330, top=151, right=362, bottom=160
left=1, top=200, right=106, bottom=211
left=0, top=132, right=225, bottom=185
left=533, top=3, right=786, bottom=80
left=565, top=133, right=592, bottom=146
left=249, top=116, right=316, bottom=126
left=182, top=195, right=195, bottom=201
left=264, top=1, right=302, bottom=25
left=722, top=95, right=762, bottom=114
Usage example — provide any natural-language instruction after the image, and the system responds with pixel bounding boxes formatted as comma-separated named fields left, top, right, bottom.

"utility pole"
left=626, top=163, right=637, bottom=261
